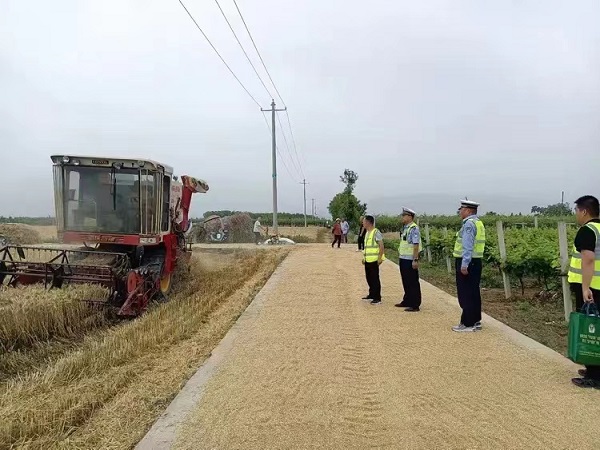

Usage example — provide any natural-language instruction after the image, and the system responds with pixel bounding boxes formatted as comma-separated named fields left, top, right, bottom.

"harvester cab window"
left=162, top=175, right=171, bottom=232
left=63, top=166, right=141, bottom=234
left=140, top=172, right=159, bottom=234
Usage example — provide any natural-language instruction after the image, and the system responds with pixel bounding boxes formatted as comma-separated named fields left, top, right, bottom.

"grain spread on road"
left=170, top=244, right=598, bottom=450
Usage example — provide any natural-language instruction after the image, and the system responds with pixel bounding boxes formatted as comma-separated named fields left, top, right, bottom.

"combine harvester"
left=0, top=155, right=208, bottom=316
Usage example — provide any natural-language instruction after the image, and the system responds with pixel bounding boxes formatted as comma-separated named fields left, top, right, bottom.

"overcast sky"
left=1, top=0, right=599, bottom=217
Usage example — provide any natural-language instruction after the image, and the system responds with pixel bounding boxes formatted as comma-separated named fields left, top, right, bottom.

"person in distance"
left=395, top=207, right=422, bottom=312
left=452, top=200, right=486, bottom=332
left=361, top=215, right=385, bottom=305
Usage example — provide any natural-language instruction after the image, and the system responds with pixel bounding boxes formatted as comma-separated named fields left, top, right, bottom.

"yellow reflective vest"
left=568, top=221, right=600, bottom=290
left=453, top=217, right=486, bottom=258
left=364, top=228, right=385, bottom=263
left=399, top=223, right=421, bottom=260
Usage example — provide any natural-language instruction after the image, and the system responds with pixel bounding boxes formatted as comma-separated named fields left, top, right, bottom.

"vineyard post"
left=496, top=221, right=512, bottom=299
left=534, top=216, right=539, bottom=228
left=443, top=226, right=452, bottom=274
left=558, top=222, right=572, bottom=321
left=424, top=224, right=432, bottom=263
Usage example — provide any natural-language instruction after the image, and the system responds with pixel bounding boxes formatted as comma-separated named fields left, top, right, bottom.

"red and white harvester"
left=0, top=155, right=208, bottom=316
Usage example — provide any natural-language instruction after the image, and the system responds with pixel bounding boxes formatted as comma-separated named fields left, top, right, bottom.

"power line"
left=232, top=0, right=286, bottom=106
left=213, top=0, right=273, bottom=99
left=276, top=113, right=302, bottom=178
left=261, top=111, right=298, bottom=183
left=284, top=109, right=305, bottom=177
left=176, top=0, right=262, bottom=108
left=231, top=0, right=307, bottom=178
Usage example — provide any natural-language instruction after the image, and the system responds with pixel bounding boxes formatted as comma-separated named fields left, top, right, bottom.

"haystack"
left=0, top=224, right=42, bottom=246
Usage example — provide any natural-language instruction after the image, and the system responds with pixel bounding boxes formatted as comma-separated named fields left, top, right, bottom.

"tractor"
left=0, top=155, right=208, bottom=316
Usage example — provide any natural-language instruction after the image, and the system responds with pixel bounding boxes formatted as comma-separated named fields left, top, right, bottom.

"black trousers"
left=571, top=283, right=600, bottom=380
left=399, top=259, right=422, bottom=308
left=357, top=235, right=365, bottom=250
left=364, top=261, right=381, bottom=301
left=332, top=235, right=342, bottom=248
left=254, top=232, right=262, bottom=244
left=455, top=258, right=482, bottom=327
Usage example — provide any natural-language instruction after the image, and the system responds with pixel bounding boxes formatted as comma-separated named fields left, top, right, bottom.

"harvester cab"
left=0, top=155, right=209, bottom=316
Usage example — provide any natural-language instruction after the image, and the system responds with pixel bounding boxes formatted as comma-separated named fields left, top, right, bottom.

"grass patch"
left=0, top=248, right=288, bottom=449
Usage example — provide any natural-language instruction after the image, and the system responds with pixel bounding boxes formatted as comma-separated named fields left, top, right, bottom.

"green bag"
left=568, top=303, right=600, bottom=365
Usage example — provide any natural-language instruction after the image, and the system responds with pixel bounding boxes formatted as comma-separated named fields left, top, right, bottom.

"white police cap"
left=460, top=199, right=480, bottom=208
left=402, top=207, right=416, bottom=216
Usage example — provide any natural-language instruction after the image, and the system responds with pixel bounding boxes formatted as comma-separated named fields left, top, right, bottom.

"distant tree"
left=531, top=203, right=573, bottom=216
left=340, top=169, right=359, bottom=193
left=485, top=211, right=499, bottom=216
left=328, top=170, right=366, bottom=227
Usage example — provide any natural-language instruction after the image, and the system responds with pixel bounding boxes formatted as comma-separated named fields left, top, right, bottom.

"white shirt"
left=253, top=220, right=262, bottom=233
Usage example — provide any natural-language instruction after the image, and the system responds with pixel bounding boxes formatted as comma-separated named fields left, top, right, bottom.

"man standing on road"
left=395, top=208, right=422, bottom=312
left=357, top=216, right=366, bottom=252
left=332, top=218, right=343, bottom=248
left=253, top=217, right=264, bottom=245
left=362, top=215, right=385, bottom=305
left=341, top=218, right=350, bottom=243
left=568, top=195, right=600, bottom=389
left=452, top=200, right=486, bottom=332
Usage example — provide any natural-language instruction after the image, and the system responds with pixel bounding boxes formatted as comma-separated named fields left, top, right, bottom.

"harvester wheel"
left=159, top=272, right=172, bottom=296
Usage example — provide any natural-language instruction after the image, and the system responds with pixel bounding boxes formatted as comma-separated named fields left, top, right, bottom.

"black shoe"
left=362, top=296, right=372, bottom=300
left=578, top=369, right=588, bottom=377
left=394, top=302, right=409, bottom=308
left=404, top=307, right=420, bottom=312
left=571, top=377, right=600, bottom=389
left=370, top=299, right=382, bottom=305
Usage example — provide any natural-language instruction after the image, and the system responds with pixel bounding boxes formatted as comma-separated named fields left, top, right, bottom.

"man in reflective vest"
left=568, top=195, right=600, bottom=389
left=452, top=200, right=486, bottom=332
left=361, top=215, right=385, bottom=305
left=395, top=207, right=422, bottom=312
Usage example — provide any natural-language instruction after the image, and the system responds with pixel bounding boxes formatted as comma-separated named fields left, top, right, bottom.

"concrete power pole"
left=261, top=99, right=286, bottom=236
left=300, top=179, right=309, bottom=227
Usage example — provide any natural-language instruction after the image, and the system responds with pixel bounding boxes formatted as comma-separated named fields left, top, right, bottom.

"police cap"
left=460, top=199, right=480, bottom=209
left=401, top=207, right=416, bottom=217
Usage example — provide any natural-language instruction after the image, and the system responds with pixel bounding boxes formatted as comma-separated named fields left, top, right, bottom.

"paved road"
left=140, top=244, right=598, bottom=450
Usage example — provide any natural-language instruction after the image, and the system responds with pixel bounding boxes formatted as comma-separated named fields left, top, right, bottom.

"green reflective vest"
left=364, top=228, right=385, bottom=263
left=568, top=222, right=600, bottom=290
left=399, top=223, right=421, bottom=260
left=453, top=217, right=486, bottom=258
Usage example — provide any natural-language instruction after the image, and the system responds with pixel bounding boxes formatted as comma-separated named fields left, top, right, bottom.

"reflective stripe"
left=568, top=267, right=600, bottom=276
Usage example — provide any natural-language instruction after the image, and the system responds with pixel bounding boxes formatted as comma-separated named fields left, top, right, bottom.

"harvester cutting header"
left=0, top=155, right=209, bottom=316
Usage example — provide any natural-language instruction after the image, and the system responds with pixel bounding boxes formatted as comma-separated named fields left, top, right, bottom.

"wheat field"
left=0, top=248, right=288, bottom=449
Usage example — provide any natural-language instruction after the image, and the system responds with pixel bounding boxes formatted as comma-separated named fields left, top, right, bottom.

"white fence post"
left=496, top=221, right=512, bottom=299
left=425, top=224, right=432, bottom=263
left=534, top=216, right=539, bottom=229
left=443, top=226, right=452, bottom=274
left=558, top=222, right=573, bottom=322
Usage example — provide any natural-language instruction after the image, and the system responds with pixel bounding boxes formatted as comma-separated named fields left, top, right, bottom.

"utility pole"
left=300, top=179, right=309, bottom=227
left=311, top=198, right=315, bottom=217
left=261, top=99, right=286, bottom=236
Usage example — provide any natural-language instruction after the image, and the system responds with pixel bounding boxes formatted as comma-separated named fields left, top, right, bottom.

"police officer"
left=567, top=195, right=600, bottom=389
left=361, top=215, right=385, bottom=305
left=452, top=200, right=486, bottom=332
left=395, top=207, right=422, bottom=312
